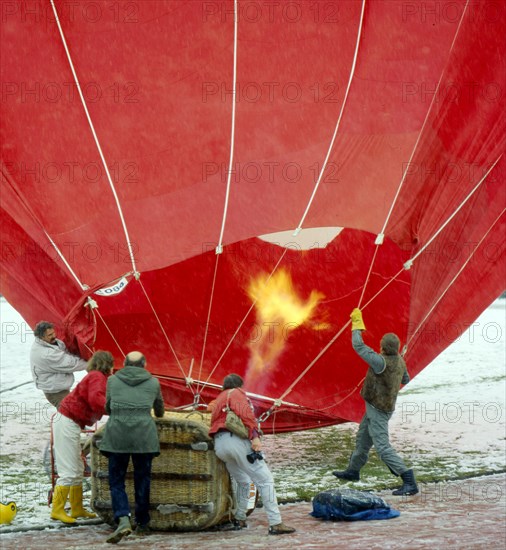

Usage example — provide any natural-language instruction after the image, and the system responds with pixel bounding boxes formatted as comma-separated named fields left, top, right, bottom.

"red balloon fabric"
left=1, top=0, right=504, bottom=430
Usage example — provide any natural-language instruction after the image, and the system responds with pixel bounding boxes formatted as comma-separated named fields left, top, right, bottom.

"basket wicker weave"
left=90, top=410, right=233, bottom=531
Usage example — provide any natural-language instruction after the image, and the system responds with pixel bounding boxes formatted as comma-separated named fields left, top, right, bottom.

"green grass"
left=265, top=424, right=506, bottom=502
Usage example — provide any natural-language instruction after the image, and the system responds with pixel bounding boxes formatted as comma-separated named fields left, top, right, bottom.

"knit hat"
left=381, top=333, right=400, bottom=355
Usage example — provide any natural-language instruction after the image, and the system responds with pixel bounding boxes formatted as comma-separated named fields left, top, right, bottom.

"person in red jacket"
left=50, top=350, right=114, bottom=524
left=209, top=374, right=295, bottom=536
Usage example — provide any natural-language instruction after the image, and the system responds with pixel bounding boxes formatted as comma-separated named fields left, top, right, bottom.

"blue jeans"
left=107, top=452, right=154, bottom=526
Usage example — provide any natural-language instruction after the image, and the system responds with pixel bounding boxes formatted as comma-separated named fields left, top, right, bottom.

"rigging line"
left=278, top=154, right=499, bottom=401
left=333, top=377, right=364, bottom=407
left=137, top=278, right=191, bottom=389
left=358, top=243, right=380, bottom=307
left=81, top=299, right=99, bottom=355
left=43, top=229, right=86, bottom=291
left=2, top=164, right=86, bottom=290
left=314, top=378, right=365, bottom=412
left=49, top=0, right=137, bottom=274
left=378, top=0, right=470, bottom=239
left=0, top=381, right=33, bottom=394
left=279, top=267, right=405, bottom=402
left=357, top=0, right=470, bottom=307
left=405, top=208, right=505, bottom=351
left=88, top=304, right=97, bottom=347
left=406, top=155, right=502, bottom=268
left=216, top=0, right=238, bottom=254
left=198, top=247, right=289, bottom=392
left=361, top=266, right=405, bottom=310
left=279, top=321, right=349, bottom=401
left=197, top=0, right=238, bottom=393
left=95, top=308, right=125, bottom=357
left=197, top=252, right=221, bottom=393
left=294, top=0, right=366, bottom=235
left=361, top=159, right=500, bottom=310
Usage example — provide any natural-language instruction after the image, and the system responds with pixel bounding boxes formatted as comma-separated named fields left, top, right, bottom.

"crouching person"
left=209, top=373, right=295, bottom=536
left=51, top=351, right=114, bottom=523
left=99, top=352, right=165, bottom=544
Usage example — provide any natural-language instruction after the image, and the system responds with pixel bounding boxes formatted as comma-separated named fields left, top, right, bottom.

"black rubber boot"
left=392, top=469, right=419, bottom=496
left=332, top=469, right=360, bottom=481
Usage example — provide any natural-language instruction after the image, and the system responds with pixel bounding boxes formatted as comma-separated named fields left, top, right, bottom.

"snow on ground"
left=0, top=298, right=505, bottom=536
left=392, top=299, right=506, bottom=476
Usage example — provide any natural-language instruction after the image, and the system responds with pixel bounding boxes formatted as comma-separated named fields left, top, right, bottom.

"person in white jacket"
left=30, top=321, right=88, bottom=408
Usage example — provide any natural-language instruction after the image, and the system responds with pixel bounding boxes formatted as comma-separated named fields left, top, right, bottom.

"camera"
left=246, top=451, right=264, bottom=464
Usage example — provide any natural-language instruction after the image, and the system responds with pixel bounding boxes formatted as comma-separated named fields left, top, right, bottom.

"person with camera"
left=209, top=373, right=295, bottom=536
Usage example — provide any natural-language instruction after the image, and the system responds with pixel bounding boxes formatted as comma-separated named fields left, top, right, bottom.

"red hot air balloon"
left=1, top=0, right=504, bottom=431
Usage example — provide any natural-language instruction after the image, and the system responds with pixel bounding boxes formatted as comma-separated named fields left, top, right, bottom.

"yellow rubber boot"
left=50, top=485, right=76, bottom=523
left=70, top=485, right=97, bottom=519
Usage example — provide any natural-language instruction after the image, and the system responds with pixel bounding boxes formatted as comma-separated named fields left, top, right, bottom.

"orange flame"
left=246, top=269, right=326, bottom=384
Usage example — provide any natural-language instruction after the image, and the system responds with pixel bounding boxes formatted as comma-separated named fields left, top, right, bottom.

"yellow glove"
left=350, top=308, right=366, bottom=331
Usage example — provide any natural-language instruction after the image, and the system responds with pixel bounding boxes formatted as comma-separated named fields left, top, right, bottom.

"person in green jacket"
left=99, top=351, right=165, bottom=544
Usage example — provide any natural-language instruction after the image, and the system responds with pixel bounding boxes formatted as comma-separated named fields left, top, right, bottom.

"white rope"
left=2, top=163, right=87, bottom=290
left=279, top=264, right=406, bottom=401
left=279, top=321, right=350, bottom=401
left=197, top=248, right=289, bottom=393
left=405, top=155, right=502, bottom=269
left=95, top=308, right=125, bottom=357
left=406, top=208, right=505, bottom=350
left=358, top=0, right=469, bottom=306
left=357, top=244, right=380, bottom=307
left=293, top=0, right=366, bottom=235
left=280, top=156, right=501, bottom=399
left=196, top=0, right=238, bottom=391
left=378, top=0, right=470, bottom=238
left=197, top=252, right=221, bottom=389
left=216, top=0, right=238, bottom=254
left=362, top=156, right=500, bottom=307
left=277, top=158, right=500, bottom=402
left=43, top=229, right=86, bottom=290
left=49, top=0, right=137, bottom=274
left=137, top=277, right=190, bottom=387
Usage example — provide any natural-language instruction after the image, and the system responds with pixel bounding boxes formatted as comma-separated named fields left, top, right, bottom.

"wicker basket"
left=90, top=410, right=234, bottom=531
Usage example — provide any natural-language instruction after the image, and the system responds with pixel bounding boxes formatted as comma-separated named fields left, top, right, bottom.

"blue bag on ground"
left=311, top=488, right=400, bottom=521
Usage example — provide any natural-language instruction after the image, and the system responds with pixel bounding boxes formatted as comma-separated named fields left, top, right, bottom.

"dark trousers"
left=107, top=452, right=154, bottom=527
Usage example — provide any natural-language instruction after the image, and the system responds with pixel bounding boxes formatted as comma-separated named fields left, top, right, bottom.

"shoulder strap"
left=226, top=388, right=235, bottom=410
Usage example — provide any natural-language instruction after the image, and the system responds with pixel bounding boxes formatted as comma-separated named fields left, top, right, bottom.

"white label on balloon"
left=94, top=277, right=129, bottom=296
